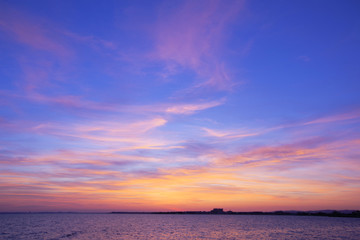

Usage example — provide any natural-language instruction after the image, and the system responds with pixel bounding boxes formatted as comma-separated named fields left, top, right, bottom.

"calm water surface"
left=1, top=213, right=360, bottom=239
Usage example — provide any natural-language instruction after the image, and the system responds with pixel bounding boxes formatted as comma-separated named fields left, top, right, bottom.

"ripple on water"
left=0, top=214, right=360, bottom=240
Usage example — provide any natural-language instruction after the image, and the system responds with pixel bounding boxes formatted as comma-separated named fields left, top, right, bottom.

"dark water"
left=1, top=213, right=360, bottom=239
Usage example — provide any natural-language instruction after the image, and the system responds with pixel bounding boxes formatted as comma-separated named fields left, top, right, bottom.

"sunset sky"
left=1, top=0, right=360, bottom=212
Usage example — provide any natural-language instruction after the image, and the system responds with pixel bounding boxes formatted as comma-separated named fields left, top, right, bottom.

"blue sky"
left=0, top=0, right=360, bottom=211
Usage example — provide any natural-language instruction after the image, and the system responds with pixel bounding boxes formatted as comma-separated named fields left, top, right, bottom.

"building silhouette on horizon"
left=210, top=208, right=224, bottom=214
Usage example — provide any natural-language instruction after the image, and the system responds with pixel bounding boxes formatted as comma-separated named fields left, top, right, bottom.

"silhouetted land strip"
left=111, top=208, right=360, bottom=218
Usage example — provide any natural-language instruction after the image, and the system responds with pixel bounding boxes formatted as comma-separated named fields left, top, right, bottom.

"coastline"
left=111, top=209, right=360, bottom=218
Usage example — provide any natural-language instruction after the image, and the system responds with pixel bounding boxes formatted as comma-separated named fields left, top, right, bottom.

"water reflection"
left=1, top=214, right=360, bottom=239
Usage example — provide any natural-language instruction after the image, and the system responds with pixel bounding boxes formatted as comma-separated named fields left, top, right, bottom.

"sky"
left=0, top=0, right=360, bottom=212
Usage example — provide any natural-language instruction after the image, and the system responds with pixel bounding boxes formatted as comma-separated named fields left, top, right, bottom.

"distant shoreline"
left=1, top=210, right=359, bottom=218
left=111, top=209, right=360, bottom=218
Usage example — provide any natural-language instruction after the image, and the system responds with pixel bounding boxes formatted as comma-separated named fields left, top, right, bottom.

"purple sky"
left=0, top=0, right=360, bottom=212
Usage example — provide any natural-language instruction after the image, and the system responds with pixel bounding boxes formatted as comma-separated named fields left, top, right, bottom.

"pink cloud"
left=27, top=117, right=184, bottom=152
left=88, top=98, right=227, bottom=115
left=202, top=127, right=260, bottom=139
left=165, top=98, right=225, bottom=114
left=0, top=4, right=72, bottom=58
left=1, top=84, right=226, bottom=119
left=18, top=58, right=55, bottom=93
left=219, top=137, right=360, bottom=172
left=304, top=109, right=360, bottom=125
left=151, top=0, right=244, bottom=91
left=0, top=4, right=77, bottom=102
left=63, top=30, right=117, bottom=51
left=29, top=92, right=118, bottom=112
left=0, top=88, right=119, bottom=113
left=298, top=55, right=311, bottom=62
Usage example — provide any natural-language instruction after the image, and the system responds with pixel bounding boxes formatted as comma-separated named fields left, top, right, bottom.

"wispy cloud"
left=165, top=99, right=225, bottom=114
left=151, top=0, right=244, bottom=91
left=202, top=127, right=259, bottom=139
left=32, top=117, right=169, bottom=147
left=304, top=109, right=360, bottom=125
left=0, top=4, right=72, bottom=58
left=63, top=31, right=116, bottom=50
left=297, top=55, right=311, bottom=62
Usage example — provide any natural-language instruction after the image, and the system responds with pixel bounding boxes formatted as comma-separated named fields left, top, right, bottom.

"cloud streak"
left=165, top=99, right=225, bottom=114
left=0, top=4, right=72, bottom=58
left=151, top=0, right=244, bottom=91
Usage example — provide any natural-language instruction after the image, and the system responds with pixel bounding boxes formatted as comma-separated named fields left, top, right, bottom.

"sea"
left=1, top=213, right=360, bottom=239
